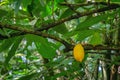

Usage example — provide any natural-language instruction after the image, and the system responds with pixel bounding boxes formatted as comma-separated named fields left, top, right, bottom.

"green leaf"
left=0, top=38, right=14, bottom=52
left=39, top=2, right=52, bottom=17
left=83, top=53, right=88, bottom=62
left=0, top=9, right=8, bottom=18
left=76, top=30, right=98, bottom=41
left=22, top=0, right=32, bottom=8
left=64, top=29, right=96, bottom=40
left=75, top=13, right=114, bottom=30
left=45, top=4, right=52, bottom=15
left=35, top=41, right=56, bottom=59
left=4, top=36, right=23, bottom=65
left=89, top=32, right=103, bottom=45
left=25, top=34, right=57, bottom=59
left=53, top=23, right=68, bottom=34
left=33, top=5, right=44, bottom=17
left=64, top=31, right=78, bottom=38
left=25, top=34, right=43, bottom=43
left=60, top=8, right=74, bottom=19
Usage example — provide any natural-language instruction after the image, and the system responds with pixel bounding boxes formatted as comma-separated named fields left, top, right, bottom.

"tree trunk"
left=105, top=51, right=111, bottom=80
left=112, top=15, right=120, bottom=80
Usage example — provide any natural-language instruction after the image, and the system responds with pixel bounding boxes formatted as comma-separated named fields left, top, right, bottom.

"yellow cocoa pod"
left=73, top=43, right=85, bottom=62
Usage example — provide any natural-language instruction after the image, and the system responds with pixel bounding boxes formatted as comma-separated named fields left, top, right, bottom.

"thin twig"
left=63, top=0, right=80, bottom=14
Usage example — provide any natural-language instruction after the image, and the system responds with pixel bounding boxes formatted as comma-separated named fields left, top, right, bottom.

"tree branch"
left=37, top=2, right=120, bottom=31
left=59, top=1, right=115, bottom=7
left=83, top=45, right=120, bottom=51
left=0, top=23, right=120, bottom=52
left=66, top=44, right=120, bottom=51
left=0, top=23, right=72, bottom=48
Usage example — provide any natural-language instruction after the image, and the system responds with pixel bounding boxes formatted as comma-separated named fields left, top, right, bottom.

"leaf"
left=22, top=0, right=32, bottom=8
left=4, top=36, right=23, bottom=65
left=89, top=32, right=103, bottom=45
left=32, top=4, right=42, bottom=17
left=64, top=29, right=97, bottom=40
left=75, top=13, right=114, bottom=31
left=0, top=9, right=8, bottom=18
left=53, top=23, right=68, bottom=34
left=83, top=53, right=88, bottom=62
left=39, top=2, right=52, bottom=17
left=64, top=31, right=78, bottom=38
left=0, top=38, right=14, bottom=52
left=60, top=8, right=74, bottom=19
left=25, top=34, right=57, bottom=59
left=25, top=34, right=43, bottom=43
left=46, top=4, right=52, bottom=15
left=76, top=30, right=98, bottom=41
left=35, top=41, right=56, bottom=59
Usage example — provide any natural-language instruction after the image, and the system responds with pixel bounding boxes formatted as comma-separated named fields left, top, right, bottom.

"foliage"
left=0, top=0, right=120, bottom=80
